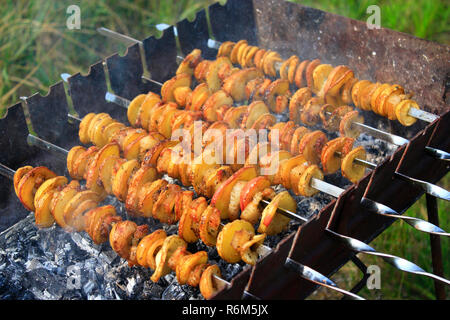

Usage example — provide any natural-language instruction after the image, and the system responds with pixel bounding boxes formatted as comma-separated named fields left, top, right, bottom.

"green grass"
left=0, top=0, right=448, bottom=300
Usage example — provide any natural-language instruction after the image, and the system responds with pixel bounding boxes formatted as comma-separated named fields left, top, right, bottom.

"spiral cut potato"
left=216, top=41, right=422, bottom=126
left=12, top=166, right=225, bottom=299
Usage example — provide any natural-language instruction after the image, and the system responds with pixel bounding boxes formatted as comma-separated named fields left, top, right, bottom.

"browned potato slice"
left=50, top=180, right=80, bottom=229
left=294, top=60, right=309, bottom=88
left=323, top=65, right=354, bottom=98
left=321, top=137, right=354, bottom=174
left=78, top=113, right=96, bottom=144
left=91, top=116, right=115, bottom=147
left=341, top=146, right=367, bottom=183
left=259, top=150, right=292, bottom=183
left=138, top=93, right=161, bottom=130
left=258, top=191, right=295, bottom=235
left=351, top=80, right=371, bottom=108
left=87, top=113, right=111, bottom=143
left=102, top=121, right=126, bottom=144
left=98, top=155, right=120, bottom=195
left=111, top=159, right=140, bottom=202
left=217, top=219, right=254, bottom=263
left=17, top=166, right=57, bottom=211
left=86, top=205, right=120, bottom=244
left=34, top=191, right=57, bottom=228
left=211, top=166, right=258, bottom=220
left=222, top=67, right=263, bottom=102
left=136, top=229, right=166, bottom=268
left=157, top=106, right=178, bottom=139
left=176, top=251, right=208, bottom=285
left=229, top=40, right=248, bottom=64
left=63, top=190, right=101, bottom=231
left=359, top=82, right=381, bottom=111
left=34, top=176, right=68, bottom=209
left=127, top=94, right=146, bottom=127
left=161, top=73, right=192, bottom=103
left=151, top=235, right=187, bottom=282
left=85, top=142, right=120, bottom=195
left=67, top=146, right=86, bottom=179
left=72, top=146, right=99, bottom=180
left=298, top=130, right=328, bottom=165
left=137, top=179, right=168, bottom=218
left=206, top=57, right=233, bottom=92
left=339, top=111, right=364, bottom=138
left=370, top=83, right=391, bottom=115
left=301, top=97, right=322, bottom=126
left=223, top=106, right=248, bottom=129
left=13, top=166, right=33, bottom=197
left=109, top=220, right=148, bottom=265
left=66, top=199, right=98, bottom=232
left=152, top=184, right=181, bottom=224
left=199, top=206, right=221, bottom=247
left=189, top=83, right=211, bottom=111
left=125, top=165, right=158, bottom=215
left=395, top=100, right=420, bottom=126
left=202, top=90, right=233, bottom=122
left=278, top=154, right=308, bottom=189
left=240, top=233, right=266, bottom=265
left=199, top=265, right=222, bottom=300
left=176, top=49, right=202, bottom=75
left=244, top=101, right=269, bottom=128
left=289, top=88, right=312, bottom=124
left=313, top=64, right=333, bottom=95
left=264, top=79, right=290, bottom=113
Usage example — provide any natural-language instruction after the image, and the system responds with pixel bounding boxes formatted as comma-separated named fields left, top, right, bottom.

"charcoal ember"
left=24, top=267, right=67, bottom=300
left=142, top=281, right=165, bottom=300
left=162, top=278, right=201, bottom=300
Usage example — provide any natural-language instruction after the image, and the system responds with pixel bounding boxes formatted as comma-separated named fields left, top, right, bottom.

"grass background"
left=0, top=0, right=448, bottom=299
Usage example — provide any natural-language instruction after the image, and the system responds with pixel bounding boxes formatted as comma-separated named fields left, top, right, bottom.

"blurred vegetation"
left=0, top=0, right=448, bottom=299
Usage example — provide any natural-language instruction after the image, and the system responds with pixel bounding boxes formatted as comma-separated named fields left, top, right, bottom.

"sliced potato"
left=216, top=219, right=254, bottom=263
left=50, top=180, right=80, bottom=229
left=17, top=166, right=57, bottom=211
left=78, top=113, right=96, bottom=144
left=125, top=165, right=158, bottom=215
left=161, top=73, right=192, bottom=103
left=258, top=191, right=295, bottom=235
left=210, top=166, right=258, bottom=219
left=111, top=159, right=140, bottom=202
left=151, top=235, right=187, bottom=282
left=206, top=57, right=232, bottom=92
left=222, top=67, right=263, bottom=102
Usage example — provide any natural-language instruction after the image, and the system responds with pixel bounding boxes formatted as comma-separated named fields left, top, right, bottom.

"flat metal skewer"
left=327, top=229, right=450, bottom=286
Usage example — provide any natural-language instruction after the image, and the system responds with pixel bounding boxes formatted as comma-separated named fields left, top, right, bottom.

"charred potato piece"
left=189, top=83, right=211, bottom=111
left=301, top=97, right=322, bottom=126
left=217, top=41, right=234, bottom=57
left=138, top=92, right=161, bottom=130
left=294, top=60, right=309, bottom=88
left=290, top=127, right=311, bottom=155
left=138, top=179, right=168, bottom=218
left=110, top=220, right=148, bottom=265
left=279, top=155, right=308, bottom=189
left=13, top=166, right=33, bottom=197
left=351, top=80, right=372, bottom=108
left=323, top=65, right=354, bottom=98
left=34, top=176, right=68, bottom=228
left=152, top=184, right=182, bottom=224
left=72, top=146, right=99, bottom=180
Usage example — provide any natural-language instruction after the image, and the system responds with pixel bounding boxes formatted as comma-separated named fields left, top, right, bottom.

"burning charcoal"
left=83, top=280, right=96, bottom=296
left=162, top=281, right=189, bottom=300
left=142, top=281, right=165, bottom=300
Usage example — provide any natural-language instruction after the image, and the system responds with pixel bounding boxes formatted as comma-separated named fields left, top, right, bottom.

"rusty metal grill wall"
left=0, top=0, right=448, bottom=299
